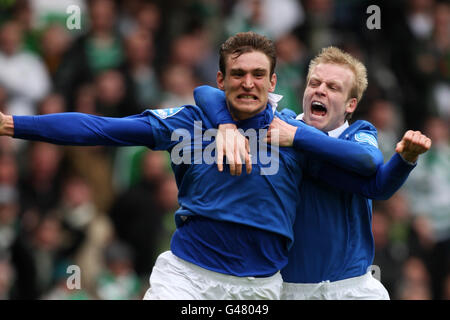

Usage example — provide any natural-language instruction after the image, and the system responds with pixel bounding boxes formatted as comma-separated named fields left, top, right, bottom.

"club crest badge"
left=354, top=132, right=378, bottom=148
left=150, top=107, right=185, bottom=119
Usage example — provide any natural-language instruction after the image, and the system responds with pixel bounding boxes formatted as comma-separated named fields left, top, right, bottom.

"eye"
left=309, top=80, right=320, bottom=87
left=328, top=84, right=340, bottom=91
left=253, top=70, right=266, bottom=78
left=231, top=70, right=245, bottom=78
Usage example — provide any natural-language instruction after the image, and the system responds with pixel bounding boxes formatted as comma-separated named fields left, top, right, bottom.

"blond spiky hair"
left=307, top=46, right=368, bottom=103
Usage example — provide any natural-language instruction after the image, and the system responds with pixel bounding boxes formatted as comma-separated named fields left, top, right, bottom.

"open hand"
left=266, top=117, right=297, bottom=147
left=0, top=111, right=14, bottom=136
left=216, top=123, right=251, bottom=175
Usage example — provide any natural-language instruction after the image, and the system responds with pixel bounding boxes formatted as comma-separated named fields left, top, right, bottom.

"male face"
left=217, top=51, right=276, bottom=121
left=302, top=63, right=357, bottom=132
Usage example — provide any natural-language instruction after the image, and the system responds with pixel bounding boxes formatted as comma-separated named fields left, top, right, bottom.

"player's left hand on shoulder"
left=266, top=117, right=296, bottom=147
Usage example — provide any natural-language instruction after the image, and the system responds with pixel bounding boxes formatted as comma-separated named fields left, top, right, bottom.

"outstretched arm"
left=312, top=131, right=431, bottom=200
left=267, top=117, right=383, bottom=176
left=0, top=111, right=155, bottom=147
left=194, top=85, right=251, bottom=175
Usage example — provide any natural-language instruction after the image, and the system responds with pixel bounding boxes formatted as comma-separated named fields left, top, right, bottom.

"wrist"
left=292, top=126, right=303, bottom=149
left=399, top=152, right=418, bottom=164
left=287, top=126, right=297, bottom=146
left=218, top=123, right=237, bottom=130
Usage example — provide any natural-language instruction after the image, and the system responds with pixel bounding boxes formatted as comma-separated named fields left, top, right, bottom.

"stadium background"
left=0, top=0, right=448, bottom=300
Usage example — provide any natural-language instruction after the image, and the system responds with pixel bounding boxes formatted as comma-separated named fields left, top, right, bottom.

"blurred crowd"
left=0, top=0, right=448, bottom=300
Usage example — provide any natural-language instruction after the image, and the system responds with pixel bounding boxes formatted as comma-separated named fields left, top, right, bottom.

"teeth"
left=312, top=101, right=325, bottom=107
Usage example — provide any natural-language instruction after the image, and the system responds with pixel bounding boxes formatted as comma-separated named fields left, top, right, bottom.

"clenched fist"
left=396, top=130, right=432, bottom=163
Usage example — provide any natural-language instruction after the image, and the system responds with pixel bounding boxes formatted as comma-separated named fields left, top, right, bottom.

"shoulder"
left=345, top=120, right=379, bottom=147
left=349, top=120, right=378, bottom=134
left=274, top=111, right=304, bottom=127
left=278, top=108, right=297, bottom=119
left=143, top=105, right=213, bottom=127
left=144, top=105, right=203, bottom=119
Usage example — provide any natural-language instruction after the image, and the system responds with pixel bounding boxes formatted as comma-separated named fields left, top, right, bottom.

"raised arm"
left=311, top=131, right=431, bottom=200
left=267, top=117, right=383, bottom=176
left=194, top=85, right=251, bottom=175
left=194, top=86, right=383, bottom=177
left=193, top=85, right=234, bottom=126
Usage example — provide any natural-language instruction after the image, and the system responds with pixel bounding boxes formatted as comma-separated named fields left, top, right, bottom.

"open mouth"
left=311, top=101, right=327, bottom=116
left=237, top=94, right=258, bottom=101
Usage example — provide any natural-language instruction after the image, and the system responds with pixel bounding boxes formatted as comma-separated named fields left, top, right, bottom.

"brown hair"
left=307, top=46, right=368, bottom=103
left=219, top=32, right=277, bottom=76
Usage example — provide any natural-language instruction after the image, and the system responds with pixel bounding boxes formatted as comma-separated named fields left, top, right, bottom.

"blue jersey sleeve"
left=13, top=112, right=156, bottom=147
left=313, top=153, right=416, bottom=200
left=12, top=107, right=206, bottom=151
left=292, top=121, right=383, bottom=176
left=279, top=108, right=297, bottom=119
left=193, top=85, right=235, bottom=126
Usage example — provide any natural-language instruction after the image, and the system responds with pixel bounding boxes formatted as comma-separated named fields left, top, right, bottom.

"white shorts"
left=143, top=251, right=283, bottom=300
left=281, top=271, right=390, bottom=300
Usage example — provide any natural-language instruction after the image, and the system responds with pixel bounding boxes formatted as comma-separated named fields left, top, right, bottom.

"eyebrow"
left=309, top=76, right=343, bottom=87
left=230, top=68, right=268, bottom=74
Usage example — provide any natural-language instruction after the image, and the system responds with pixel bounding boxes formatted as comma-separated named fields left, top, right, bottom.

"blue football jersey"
left=13, top=106, right=307, bottom=277
left=281, top=121, right=380, bottom=283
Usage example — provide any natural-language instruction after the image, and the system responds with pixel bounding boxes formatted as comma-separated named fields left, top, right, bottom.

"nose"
left=242, top=74, right=254, bottom=90
left=314, top=82, right=327, bottom=97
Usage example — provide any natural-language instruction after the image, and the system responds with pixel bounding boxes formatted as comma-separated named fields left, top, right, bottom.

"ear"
left=268, top=73, right=277, bottom=93
left=345, top=98, right=357, bottom=114
left=217, top=71, right=225, bottom=90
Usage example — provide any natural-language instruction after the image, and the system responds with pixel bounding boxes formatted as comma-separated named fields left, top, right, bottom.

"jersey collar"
left=295, top=113, right=349, bottom=138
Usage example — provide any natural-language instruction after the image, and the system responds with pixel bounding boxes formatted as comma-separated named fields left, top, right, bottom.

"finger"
left=406, top=132, right=419, bottom=153
left=417, top=135, right=428, bottom=150
left=239, top=136, right=249, bottom=175
left=216, top=144, right=224, bottom=172
left=264, top=130, right=270, bottom=144
left=227, top=149, right=236, bottom=176
left=396, top=141, right=404, bottom=153
left=414, top=132, right=428, bottom=152
left=237, top=136, right=248, bottom=174
left=234, top=139, right=242, bottom=176
left=425, top=138, right=432, bottom=150
left=412, top=131, right=422, bottom=147
left=224, top=129, right=237, bottom=175
left=239, top=135, right=248, bottom=173
left=245, top=139, right=252, bottom=174
left=269, top=128, right=279, bottom=146
left=421, top=135, right=431, bottom=149
left=416, top=135, right=431, bottom=154
left=403, top=130, right=414, bottom=143
left=402, top=130, right=414, bottom=151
